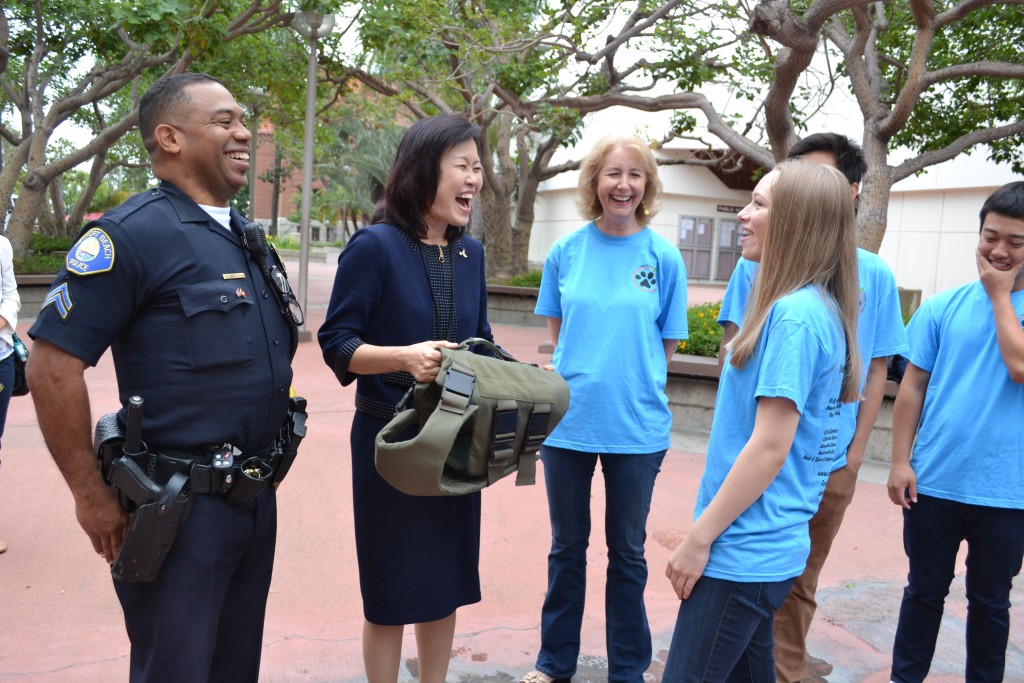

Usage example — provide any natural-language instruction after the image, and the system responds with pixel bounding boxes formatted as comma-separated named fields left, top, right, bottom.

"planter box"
left=274, top=246, right=342, bottom=264
left=15, top=274, right=56, bottom=319
left=486, top=285, right=545, bottom=328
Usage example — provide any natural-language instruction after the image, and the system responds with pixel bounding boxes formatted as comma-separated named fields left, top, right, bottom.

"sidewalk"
left=0, top=259, right=1021, bottom=682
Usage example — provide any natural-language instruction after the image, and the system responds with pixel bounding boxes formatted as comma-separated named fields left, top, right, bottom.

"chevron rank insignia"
left=42, top=282, right=74, bottom=319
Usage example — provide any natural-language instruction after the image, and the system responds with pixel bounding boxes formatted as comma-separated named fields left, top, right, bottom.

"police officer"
left=28, top=73, right=297, bottom=683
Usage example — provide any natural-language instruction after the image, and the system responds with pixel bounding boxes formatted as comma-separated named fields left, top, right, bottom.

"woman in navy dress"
left=318, top=114, right=492, bottom=682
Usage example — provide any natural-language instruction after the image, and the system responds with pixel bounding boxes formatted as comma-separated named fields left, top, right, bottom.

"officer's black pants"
left=114, top=486, right=277, bottom=683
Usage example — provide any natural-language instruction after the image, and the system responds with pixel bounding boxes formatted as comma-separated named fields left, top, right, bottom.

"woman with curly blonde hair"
left=522, top=135, right=688, bottom=683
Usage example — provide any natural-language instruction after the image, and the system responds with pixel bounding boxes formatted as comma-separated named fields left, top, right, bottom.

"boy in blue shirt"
left=887, top=181, right=1024, bottom=682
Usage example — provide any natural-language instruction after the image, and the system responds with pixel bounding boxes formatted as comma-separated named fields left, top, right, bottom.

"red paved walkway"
left=0, top=259, right=1021, bottom=682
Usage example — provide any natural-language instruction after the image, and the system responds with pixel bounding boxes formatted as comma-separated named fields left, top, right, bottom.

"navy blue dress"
left=318, top=223, right=493, bottom=624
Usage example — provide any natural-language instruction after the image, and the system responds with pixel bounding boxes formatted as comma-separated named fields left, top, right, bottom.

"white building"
left=880, top=152, right=1019, bottom=299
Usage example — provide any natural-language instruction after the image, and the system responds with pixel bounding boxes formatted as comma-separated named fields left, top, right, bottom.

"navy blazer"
left=318, top=223, right=493, bottom=408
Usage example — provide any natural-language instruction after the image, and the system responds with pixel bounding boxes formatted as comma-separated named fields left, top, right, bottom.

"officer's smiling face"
left=174, top=82, right=252, bottom=207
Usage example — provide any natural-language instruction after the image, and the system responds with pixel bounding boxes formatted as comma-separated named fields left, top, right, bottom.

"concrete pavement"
left=1, top=258, right=1022, bottom=682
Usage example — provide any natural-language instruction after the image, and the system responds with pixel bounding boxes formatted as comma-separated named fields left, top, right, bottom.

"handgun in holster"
left=94, top=396, right=192, bottom=583
left=270, top=396, right=308, bottom=484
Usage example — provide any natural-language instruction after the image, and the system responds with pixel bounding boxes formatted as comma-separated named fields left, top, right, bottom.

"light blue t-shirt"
left=700, top=285, right=846, bottom=581
left=535, top=222, right=688, bottom=452
left=906, top=281, right=1024, bottom=509
left=717, top=250, right=908, bottom=469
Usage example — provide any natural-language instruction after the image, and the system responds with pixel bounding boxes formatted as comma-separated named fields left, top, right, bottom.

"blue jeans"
left=891, top=494, right=1024, bottom=683
left=536, top=446, right=665, bottom=682
left=664, top=575, right=795, bottom=682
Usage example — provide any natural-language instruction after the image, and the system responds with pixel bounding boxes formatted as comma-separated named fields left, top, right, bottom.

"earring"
left=642, top=202, right=650, bottom=216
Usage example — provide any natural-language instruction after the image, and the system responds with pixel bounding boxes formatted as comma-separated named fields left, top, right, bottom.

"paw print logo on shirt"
left=633, top=265, right=658, bottom=292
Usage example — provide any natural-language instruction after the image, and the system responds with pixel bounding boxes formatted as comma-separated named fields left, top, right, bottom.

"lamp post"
left=293, top=8, right=335, bottom=339
left=245, top=87, right=266, bottom=223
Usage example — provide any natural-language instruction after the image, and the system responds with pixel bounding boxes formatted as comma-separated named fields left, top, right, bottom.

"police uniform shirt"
left=29, top=182, right=293, bottom=453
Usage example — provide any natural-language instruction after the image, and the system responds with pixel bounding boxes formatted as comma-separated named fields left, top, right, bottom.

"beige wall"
left=880, top=186, right=1001, bottom=299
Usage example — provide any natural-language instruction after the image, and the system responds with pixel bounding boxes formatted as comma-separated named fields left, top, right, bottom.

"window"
left=678, top=215, right=743, bottom=282
left=677, top=216, right=714, bottom=279
left=716, top=218, right=743, bottom=281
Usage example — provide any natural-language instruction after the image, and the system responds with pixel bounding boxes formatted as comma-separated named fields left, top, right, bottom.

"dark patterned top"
left=319, top=224, right=490, bottom=420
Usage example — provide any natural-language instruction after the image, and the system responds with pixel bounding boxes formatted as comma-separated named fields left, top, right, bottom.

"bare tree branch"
left=574, top=0, right=687, bottom=64
left=891, top=119, right=1024, bottom=181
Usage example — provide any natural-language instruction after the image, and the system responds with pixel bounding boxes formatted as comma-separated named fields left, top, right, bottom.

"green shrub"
left=14, top=253, right=66, bottom=274
left=677, top=301, right=722, bottom=358
left=29, top=233, right=75, bottom=254
left=500, top=270, right=543, bottom=288
left=268, top=234, right=302, bottom=250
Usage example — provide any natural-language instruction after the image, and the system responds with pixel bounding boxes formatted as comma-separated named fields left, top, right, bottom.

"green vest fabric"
left=375, top=338, right=570, bottom=496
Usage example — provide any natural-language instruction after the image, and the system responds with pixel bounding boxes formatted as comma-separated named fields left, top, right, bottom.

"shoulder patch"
left=67, top=227, right=115, bottom=275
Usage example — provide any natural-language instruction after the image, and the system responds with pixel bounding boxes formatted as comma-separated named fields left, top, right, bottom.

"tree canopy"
left=328, top=0, right=1024, bottom=275
left=1, top=0, right=1022, bottom=272
left=0, top=0, right=303, bottom=254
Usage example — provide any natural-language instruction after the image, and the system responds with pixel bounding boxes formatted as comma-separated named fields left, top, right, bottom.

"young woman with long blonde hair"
left=664, top=160, right=861, bottom=680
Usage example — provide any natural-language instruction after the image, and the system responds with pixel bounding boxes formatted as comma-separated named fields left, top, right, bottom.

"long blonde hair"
left=729, top=161, right=862, bottom=403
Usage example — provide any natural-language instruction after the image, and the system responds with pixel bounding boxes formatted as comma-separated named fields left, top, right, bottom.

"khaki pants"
left=773, top=466, right=859, bottom=682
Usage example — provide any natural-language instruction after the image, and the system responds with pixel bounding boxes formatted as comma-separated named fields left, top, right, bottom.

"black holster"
left=110, top=465, right=192, bottom=583
left=94, top=413, right=193, bottom=583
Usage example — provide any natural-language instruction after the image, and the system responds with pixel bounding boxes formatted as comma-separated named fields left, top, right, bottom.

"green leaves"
left=109, top=0, right=186, bottom=45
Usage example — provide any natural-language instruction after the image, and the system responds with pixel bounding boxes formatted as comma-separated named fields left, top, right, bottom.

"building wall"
left=879, top=185, right=1006, bottom=299
left=250, top=129, right=302, bottom=225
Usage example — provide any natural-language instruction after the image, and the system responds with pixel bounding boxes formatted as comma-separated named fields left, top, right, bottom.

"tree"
left=47, top=128, right=149, bottom=236
left=325, top=0, right=1023, bottom=277
left=741, top=0, right=1024, bottom=251
left=0, top=0, right=295, bottom=255
left=329, top=0, right=599, bottom=277
left=312, top=105, right=406, bottom=241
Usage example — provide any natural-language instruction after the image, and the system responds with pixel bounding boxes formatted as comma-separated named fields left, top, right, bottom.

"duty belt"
left=143, top=444, right=278, bottom=495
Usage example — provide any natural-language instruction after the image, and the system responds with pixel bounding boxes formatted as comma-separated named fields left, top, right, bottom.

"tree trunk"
left=7, top=186, right=46, bottom=256
left=481, top=182, right=515, bottom=280
left=68, top=154, right=110, bottom=234
left=479, top=116, right=517, bottom=280
left=48, top=177, right=67, bottom=235
left=8, top=130, right=55, bottom=256
left=511, top=160, right=554, bottom=274
left=856, top=133, right=893, bottom=254
left=511, top=183, right=536, bottom=274
left=0, top=140, right=31, bottom=255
